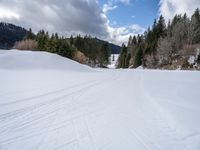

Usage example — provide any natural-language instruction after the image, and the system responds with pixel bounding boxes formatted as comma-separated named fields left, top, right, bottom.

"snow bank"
left=0, top=50, right=91, bottom=71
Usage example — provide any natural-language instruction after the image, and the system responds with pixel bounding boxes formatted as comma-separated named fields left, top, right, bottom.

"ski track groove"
left=130, top=129, right=154, bottom=150
left=0, top=72, right=117, bottom=148
left=0, top=79, right=103, bottom=121
left=182, top=132, right=200, bottom=141
left=35, top=111, right=58, bottom=150
left=0, top=79, right=98, bottom=106
left=83, top=115, right=98, bottom=150
left=131, top=128, right=164, bottom=150
left=52, top=139, right=77, bottom=150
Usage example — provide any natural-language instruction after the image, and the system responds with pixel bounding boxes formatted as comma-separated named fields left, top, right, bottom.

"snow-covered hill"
left=0, top=50, right=200, bottom=150
left=0, top=50, right=91, bottom=71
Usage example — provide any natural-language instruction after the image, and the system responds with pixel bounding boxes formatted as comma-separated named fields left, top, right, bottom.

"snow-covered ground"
left=0, top=50, right=200, bottom=150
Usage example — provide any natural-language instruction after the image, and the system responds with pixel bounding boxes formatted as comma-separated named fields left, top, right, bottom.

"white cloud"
left=0, top=0, right=108, bottom=37
left=0, top=7, right=20, bottom=19
left=103, top=0, right=130, bottom=13
left=130, top=24, right=145, bottom=34
left=106, top=24, right=145, bottom=45
left=0, top=0, right=143, bottom=45
left=159, top=0, right=200, bottom=21
left=114, top=0, right=130, bottom=5
left=103, top=4, right=118, bottom=13
left=101, top=0, right=143, bottom=45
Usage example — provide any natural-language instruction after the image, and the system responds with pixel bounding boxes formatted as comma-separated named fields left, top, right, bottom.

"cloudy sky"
left=0, top=0, right=200, bottom=45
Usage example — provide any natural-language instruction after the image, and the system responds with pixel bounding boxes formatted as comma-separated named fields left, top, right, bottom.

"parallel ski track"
left=0, top=71, right=119, bottom=148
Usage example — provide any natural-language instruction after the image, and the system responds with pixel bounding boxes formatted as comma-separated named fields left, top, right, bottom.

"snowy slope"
left=0, top=50, right=91, bottom=71
left=0, top=50, right=200, bottom=150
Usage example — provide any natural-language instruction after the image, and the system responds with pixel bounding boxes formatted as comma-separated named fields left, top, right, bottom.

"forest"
left=118, top=8, right=200, bottom=70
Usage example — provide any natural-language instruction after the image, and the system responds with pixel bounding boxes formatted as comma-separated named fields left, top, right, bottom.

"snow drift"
left=0, top=50, right=200, bottom=150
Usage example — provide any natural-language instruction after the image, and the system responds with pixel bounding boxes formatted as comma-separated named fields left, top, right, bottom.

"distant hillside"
left=110, top=43, right=121, bottom=54
left=95, top=38, right=121, bottom=54
left=0, top=22, right=28, bottom=49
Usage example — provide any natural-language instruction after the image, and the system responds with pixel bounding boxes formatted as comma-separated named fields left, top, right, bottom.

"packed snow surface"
left=0, top=50, right=200, bottom=150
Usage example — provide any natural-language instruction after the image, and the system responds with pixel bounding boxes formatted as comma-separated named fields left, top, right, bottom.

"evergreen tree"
left=157, top=15, right=166, bottom=37
left=99, top=42, right=111, bottom=66
left=134, top=45, right=143, bottom=68
left=36, top=30, right=48, bottom=51
left=25, top=28, right=35, bottom=40
left=132, top=36, right=137, bottom=45
left=70, top=35, right=74, bottom=46
left=118, top=44, right=128, bottom=68
left=128, top=36, right=133, bottom=46
left=58, top=39, right=74, bottom=59
left=191, top=8, right=200, bottom=43
left=125, top=53, right=131, bottom=68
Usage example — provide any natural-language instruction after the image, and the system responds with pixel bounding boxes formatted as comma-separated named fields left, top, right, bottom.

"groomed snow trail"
left=0, top=50, right=200, bottom=150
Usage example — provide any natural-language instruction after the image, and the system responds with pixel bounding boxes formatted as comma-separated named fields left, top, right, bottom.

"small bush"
left=73, top=50, right=87, bottom=64
left=14, top=39, right=38, bottom=50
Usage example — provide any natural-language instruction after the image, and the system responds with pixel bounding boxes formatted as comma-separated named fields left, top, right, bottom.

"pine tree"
left=128, top=36, right=133, bottom=46
left=134, top=45, right=143, bottom=68
left=125, top=53, right=131, bottom=68
left=98, top=42, right=110, bottom=66
left=191, top=8, right=200, bottom=43
left=157, top=15, right=166, bottom=37
left=118, top=44, right=128, bottom=68
left=58, top=39, right=74, bottom=59
left=25, top=28, right=34, bottom=40
left=36, top=30, right=48, bottom=51
left=70, top=35, right=74, bottom=46
left=132, top=36, right=137, bottom=45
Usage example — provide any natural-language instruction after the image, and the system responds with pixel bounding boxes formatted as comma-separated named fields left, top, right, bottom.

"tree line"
left=16, top=29, right=111, bottom=67
left=118, top=8, right=200, bottom=69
